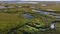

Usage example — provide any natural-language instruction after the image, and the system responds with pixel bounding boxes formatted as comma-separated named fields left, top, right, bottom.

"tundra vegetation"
left=0, top=2, right=60, bottom=34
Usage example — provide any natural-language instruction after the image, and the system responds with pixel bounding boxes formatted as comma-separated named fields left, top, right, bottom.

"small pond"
left=22, top=13, right=33, bottom=18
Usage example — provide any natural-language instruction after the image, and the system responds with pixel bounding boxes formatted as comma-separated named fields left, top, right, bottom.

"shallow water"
left=0, top=6, right=7, bottom=9
left=54, top=16, right=60, bottom=18
left=50, top=23, right=55, bottom=29
left=32, top=10, right=60, bottom=18
left=22, top=13, right=33, bottom=18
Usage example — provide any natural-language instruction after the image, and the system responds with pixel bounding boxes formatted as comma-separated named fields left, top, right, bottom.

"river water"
left=32, top=9, right=60, bottom=19
left=7, top=9, right=60, bottom=34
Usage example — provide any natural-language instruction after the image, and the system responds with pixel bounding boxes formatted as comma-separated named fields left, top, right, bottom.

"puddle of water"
left=22, top=13, right=33, bottom=18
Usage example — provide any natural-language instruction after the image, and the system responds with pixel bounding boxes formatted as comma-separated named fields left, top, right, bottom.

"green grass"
left=0, top=3, right=60, bottom=34
left=0, top=12, right=19, bottom=34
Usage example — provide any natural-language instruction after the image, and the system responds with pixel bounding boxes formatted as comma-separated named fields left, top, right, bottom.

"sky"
left=22, top=0, right=60, bottom=1
left=0, top=0, right=60, bottom=1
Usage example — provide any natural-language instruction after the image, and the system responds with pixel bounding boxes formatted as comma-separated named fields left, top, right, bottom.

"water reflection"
left=54, top=16, right=60, bottom=18
left=32, top=10, right=60, bottom=18
left=32, top=10, right=56, bottom=15
left=22, top=13, right=33, bottom=18
left=50, top=23, right=55, bottom=29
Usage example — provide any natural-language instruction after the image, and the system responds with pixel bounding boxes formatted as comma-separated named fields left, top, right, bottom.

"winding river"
left=7, top=9, right=60, bottom=34
left=32, top=9, right=60, bottom=19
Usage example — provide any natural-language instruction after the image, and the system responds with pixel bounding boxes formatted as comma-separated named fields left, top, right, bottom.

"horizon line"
left=0, top=1, right=60, bottom=2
